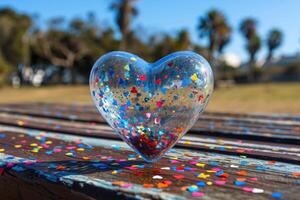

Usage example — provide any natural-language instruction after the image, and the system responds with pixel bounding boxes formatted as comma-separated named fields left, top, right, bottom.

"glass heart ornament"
left=90, top=51, right=214, bottom=162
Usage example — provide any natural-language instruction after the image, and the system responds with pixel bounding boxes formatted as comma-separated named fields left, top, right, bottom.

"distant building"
left=267, top=52, right=300, bottom=67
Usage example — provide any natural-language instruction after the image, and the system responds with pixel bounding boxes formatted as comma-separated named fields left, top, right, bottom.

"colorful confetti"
left=90, top=51, right=213, bottom=162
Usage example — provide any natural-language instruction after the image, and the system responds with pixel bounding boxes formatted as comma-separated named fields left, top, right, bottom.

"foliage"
left=0, top=3, right=293, bottom=85
left=110, top=0, right=138, bottom=49
left=239, top=18, right=261, bottom=81
left=0, top=8, right=32, bottom=66
left=266, top=28, right=283, bottom=62
left=197, top=9, right=232, bottom=62
left=0, top=55, right=12, bottom=86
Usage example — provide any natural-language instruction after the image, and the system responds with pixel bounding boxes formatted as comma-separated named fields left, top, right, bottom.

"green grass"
left=0, top=83, right=299, bottom=114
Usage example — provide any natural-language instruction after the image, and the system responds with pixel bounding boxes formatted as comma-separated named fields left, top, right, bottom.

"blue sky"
left=1, top=0, right=300, bottom=62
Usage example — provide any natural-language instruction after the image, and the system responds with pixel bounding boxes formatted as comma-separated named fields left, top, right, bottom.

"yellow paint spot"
left=45, top=141, right=52, bottom=145
left=82, top=156, right=90, bottom=160
left=31, top=149, right=39, bottom=153
left=130, top=57, right=137, bottom=62
left=124, top=64, right=130, bottom=71
left=196, top=163, right=205, bottom=167
left=207, top=181, right=213, bottom=186
left=17, top=120, right=24, bottom=126
left=30, top=143, right=38, bottom=147
left=0, top=148, right=5, bottom=152
left=65, top=152, right=73, bottom=157
left=14, top=145, right=22, bottom=148
left=197, top=173, right=210, bottom=179
left=76, top=148, right=85, bottom=152
left=191, top=73, right=198, bottom=81
left=112, top=170, right=118, bottom=174
left=206, top=170, right=217, bottom=173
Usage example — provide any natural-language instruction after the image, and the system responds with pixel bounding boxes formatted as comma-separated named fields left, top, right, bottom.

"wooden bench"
left=0, top=103, right=299, bottom=199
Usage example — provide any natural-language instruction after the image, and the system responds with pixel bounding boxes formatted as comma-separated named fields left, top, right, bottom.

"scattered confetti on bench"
left=0, top=103, right=299, bottom=199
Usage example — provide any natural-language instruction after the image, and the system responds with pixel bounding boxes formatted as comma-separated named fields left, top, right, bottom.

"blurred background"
left=0, top=0, right=299, bottom=114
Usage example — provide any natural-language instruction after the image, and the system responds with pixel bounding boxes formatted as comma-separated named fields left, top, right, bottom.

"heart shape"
left=90, top=51, right=213, bottom=162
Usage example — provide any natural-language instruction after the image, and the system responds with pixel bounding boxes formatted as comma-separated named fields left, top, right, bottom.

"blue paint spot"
left=181, top=78, right=191, bottom=87
left=0, top=161, right=6, bottom=167
left=184, top=167, right=192, bottom=171
left=215, top=170, right=224, bottom=177
left=272, top=192, right=282, bottom=199
left=160, top=87, right=168, bottom=94
left=218, top=146, right=225, bottom=151
left=128, top=154, right=135, bottom=158
left=187, top=186, right=198, bottom=192
left=123, top=91, right=130, bottom=97
left=112, top=99, right=118, bottom=106
left=256, top=165, right=266, bottom=171
left=12, top=166, right=25, bottom=172
left=196, top=181, right=206, bottom=187
left=209, top=161, right=219, bottom=166
left=126, top=100, right=132, bottom=107
left=234, top=181, right=246, bottom=186
left=92, top=163, right=108, bottom=170
left=240, top=161, right=248, bottom=166
left=45, top=151, right=53, bottom=155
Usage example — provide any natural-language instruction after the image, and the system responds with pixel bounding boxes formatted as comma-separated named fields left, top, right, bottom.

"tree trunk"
left=58, top=67, right=65, bottom=84
left=70, top=68, right=76, bottom=84
left=249, top=54, right=255, bottom=83
left=266, top=50, right=272, bottom=64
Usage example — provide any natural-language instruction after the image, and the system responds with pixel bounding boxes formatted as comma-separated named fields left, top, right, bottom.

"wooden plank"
left=0, top=112, right=299, bottom=164
left=0, top=126, right=300, bottom=200
left=0, top=103, right=299, bottom=199
left=0, top=104, right=300, bottom=141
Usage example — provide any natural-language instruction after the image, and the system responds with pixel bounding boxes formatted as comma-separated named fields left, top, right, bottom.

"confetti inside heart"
left=90, top=51, right=213, bottom=162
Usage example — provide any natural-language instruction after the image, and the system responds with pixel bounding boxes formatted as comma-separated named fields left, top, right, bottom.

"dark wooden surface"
left=0, top=103, right=299, bottom=200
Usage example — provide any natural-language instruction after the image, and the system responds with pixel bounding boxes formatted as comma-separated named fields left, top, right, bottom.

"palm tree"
left=197, top=9, right=232, bottom=62
left=110, top=0, right=138, bottom=49
left=266, top=28, right=283, bottom=62
left=240, top=18, right=261, bottom=81
left=240, top=18, right=261, bottom=65
left=247, top=35, right=261, bottom=65
left=176, top=29, right=191, bottom=50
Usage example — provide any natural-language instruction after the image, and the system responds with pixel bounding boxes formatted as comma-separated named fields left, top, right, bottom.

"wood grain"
left=0, top=103, right=299, bottom=200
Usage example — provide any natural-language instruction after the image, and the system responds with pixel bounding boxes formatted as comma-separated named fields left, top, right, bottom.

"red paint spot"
left=156, top=100, right=164, bottom=108
left=155, top=79, right=161, bottom=85
left=134, top=171, right=143, bottom=176
left=220, top=173, right=229, bottom=178
left=140, top=135, right=158, bottom=149
left=173, top=174, right=184, bottom=180
left=198, top=94, right=204, bottom=102
left=162, top=180, right=172, bottom=185
left=95, top=77, right=99, bottom=83
left=130, top=87, right=138, bottom=93
left=167, top=62, right=173, bottom=67
left=176, top=166, right=185, bottom=171
left=139, top=74, right=147, bottom=81
left=0, top=168, right=4, bottom=175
